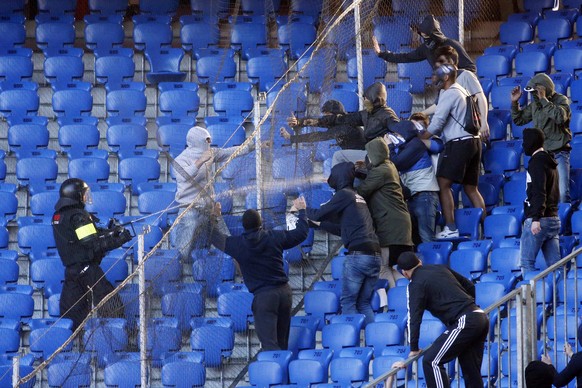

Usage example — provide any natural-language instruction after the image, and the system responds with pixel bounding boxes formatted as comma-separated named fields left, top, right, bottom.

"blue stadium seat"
left=190, top=324, right=234, bottom=367
left=397, top=61, right=432, bottom=94
left=99, top=256, right=128, bottom=287
left=554, top=48, right=582, bottom=78
left=247, top=55, right=287, bottom=92
left=47, top=360, right=92, bottom=388
left=8, top=123, right=50, bottom=158
left=30, top=327, right=73, bottom=360
left=324, top=84, right=359, bottom=113
left=287, top=316, right=319, bottom=356
left=330, top=348, right=373, bottom=386
left=0, top=258, right=18, bottom=286
left=36, top=22, right=76, bottom=54
left=296, top=47, right=336, bottom=93
left=162, top=360, right=205, bottom=388
left=483, top=45, right=518, bottom=61
left=106, top=89, right=146, bottom=118
left=514, top=51, right=549, bottom=77
left=142, top=318, right=181, bottom=366
left=417, top=242, right=453, bottom=266
left=143, top=252, right=181, bottom=296
left=347, top=49, right=387, bottom=89
left=0, top=0, right=25, bottom=17
left=0, top=365, right=35, bottom=388
left=162, top=291, right=204, bottom=333
left=322, top=322, right=360, bottom=356
left=289, top=0, right=321, bottom=15
left=95, top=55, right=139, bottom=90
left=491, top=84, right=527, bottom=111
left=365, top=321, right=403, bottom=356
left=58, top=124, right=104, bottom=159
left=52, top=89, right=93, bottom=117
left=156, top=123, right=189, bottom=158
left=278, top=22, right=317, bottom=59
left=104, top=361, right=140, bottom=387
left=386, top=89, right=413, bottom=119
left=304, top=290, right=339, bottom=329
left=118, top=157, right=161, bottom=194
left=502, top=179, right=527, bottom=206
left=249, top=360, right=284, bottom=387
left=137, top=190, right=176, bottom=227
left=145, top=48, right=187, bottom=84
left=16, top=157, right=58, bottom=194
left=0, top=89, right=39, bottom=118
left=195, top=53, right=237, bottom=85
left=213, top=89, right=253, bottom=118
left=492, top=205, right=524, bottom=224
left=30, top=259, right=64, bottom=298
left=524, top=0, right=555, bottom=12
left=450, top=249, right=487, bottom=282
left=88, top=0, right=127, bottom=15
left=0, top=56, right=32, bottom=83
left=0, top=191, right=16, bottom=228
left=483, top=215, right=520, bottom=249
left=545, top=8, right=579, bottom=23
left=85, top=190, right=126, bottom=222
left=373, top=19, right=413, bottom=52
left=481, top=247, right=521, bottom=291
left=84, top=318, right=128, bottom=367
left=454, top=207, right=484, bottom=241
left=521, top=41, right=556, bottom=58
left=180, top=21, right=220, bottom=59
left=38, top=0, right=76, bottom=15
left=230, top=17, right=267, bottom=54
left=537, top=18, right=572, bottom=44
left=133, top=22, right=173, bottom=51
left=0, top=292, right=33, bottom=322
left=140, top=0, right=178, bottom=15
left=44, top=55, right=84, bottom=90
left=217, top=290, right=254, bottom=332
left=68, top=157, right=109, bottom=184
left=476, top=55, right=511, bottom=81
left=159, top=89, right=199, bottom=117
left=483, top=147, right=521, bottom=175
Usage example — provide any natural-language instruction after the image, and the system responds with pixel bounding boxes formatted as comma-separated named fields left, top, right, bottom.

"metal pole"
left=12, top=356, right=18, bottom=388
left=458, top=0, right=464, bottom=45
left=254, top=93, right=265, bottom=214
left=516, top=289, right=527, bottom=388
left=354, top=4, right=364, bottom=110
left=138, top=234, right=147, bottom=388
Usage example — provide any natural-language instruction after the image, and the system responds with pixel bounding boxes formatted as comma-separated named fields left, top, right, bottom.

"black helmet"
left=59, top=178, right=91, bottom=204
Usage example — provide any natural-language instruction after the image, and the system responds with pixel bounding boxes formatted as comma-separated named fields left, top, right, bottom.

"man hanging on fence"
left=398, top=251, right=489, bottom=388
left=209, top=197, right=309, bottom=351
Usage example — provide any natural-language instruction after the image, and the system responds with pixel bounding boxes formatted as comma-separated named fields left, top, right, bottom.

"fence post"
left=518, top=283, right=535, bottom=386
left=138, top=234, right=147, bottom=388
left=12, top=355, right=18, bottom=388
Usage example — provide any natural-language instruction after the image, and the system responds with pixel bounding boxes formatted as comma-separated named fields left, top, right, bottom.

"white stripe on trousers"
left=430, top=314, right=467, bottom=388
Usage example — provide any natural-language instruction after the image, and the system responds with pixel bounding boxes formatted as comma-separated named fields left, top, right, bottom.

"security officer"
left=52, top=178, right=132, bottom=331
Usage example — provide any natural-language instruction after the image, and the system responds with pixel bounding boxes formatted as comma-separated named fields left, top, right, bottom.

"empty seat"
left=476, top=55, right=511, bottom=81
left=68, top=157, right=109, bottom=184
left=180, top=21, right=220, bottom=58
left=106, top=124, right=156, bottom=159
left=8, top=124, right=50, bottom=159
left=118, top=157, right=161, bottom=194
left=195, top=54, right=237, bottom=85
left=88, top=0, right=127, bottom=15
left=58, top=124, right=104, bottom=159
left=554, top=48, right=582, bottom=78
left=278, top=22, right=317, bottom=59
left=0, top=56, right=32, bottom=83
left=145, top=48, right=186, bottom=84
left=159, top=89, right=199, bottom=117
left=230, top=18, right=267, bottom=54
left=0, top=89, right=39, bottom=118
left=85, top=22, right=125, bottom=55
left=106, top=89, right=146, bottom=118
left=397, top=61, right=432, bottom=94
left=162, top=360, right=205, bottom=388
left=95, top=55, right=140, bottom=91
left=514, top=51, right=549, bottom=77
left=86, top=190, right=126, bottom=222
left=537, top=18, right=572, bottom=44
left=16, top=157, right=58, bottom=194
left=44, top=55, right=84, bottom=89
left=36, top=22, right=76, bottom=54
left=30, top=258, right=64, bottom=298
left=247, top=55, right=287, bottom=92
left=347, top=50, right=387, bottom=89
left=134, top=22, right=172, bottom=51
left=52, top=89, right=93, bottom=117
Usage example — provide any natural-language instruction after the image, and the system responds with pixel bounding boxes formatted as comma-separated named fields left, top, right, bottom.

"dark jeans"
left=341, top=253, right=380, bottom=325
left=60, top=263, right=124, bottom=331
left=408, top=191, right=439, bottom=243
left=252, top=283, right=293, bottom=351
left=422, top=311, right=489, bottom=388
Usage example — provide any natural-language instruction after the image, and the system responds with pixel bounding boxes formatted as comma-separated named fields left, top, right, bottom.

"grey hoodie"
left=174, top=126, right=250, bottom=206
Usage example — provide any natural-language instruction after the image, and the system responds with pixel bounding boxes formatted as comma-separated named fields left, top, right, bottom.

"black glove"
left=117, top=228, right=132, bottom=244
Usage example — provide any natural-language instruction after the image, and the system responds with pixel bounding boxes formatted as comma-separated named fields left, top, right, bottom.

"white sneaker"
left=435, top=226, right=459, bottom=239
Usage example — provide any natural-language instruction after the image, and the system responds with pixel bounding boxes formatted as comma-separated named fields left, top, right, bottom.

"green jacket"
left=511, top=73, right=571, bottom=152
left=356, top=138, right=412, bottom=247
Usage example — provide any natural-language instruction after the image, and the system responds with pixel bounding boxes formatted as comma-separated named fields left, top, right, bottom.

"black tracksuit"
left=525, top=150, right=559, bottom=221
left=551, top=352, right=582, bottom=387
left=407, top=265, right=489, bottom=388
left=52, top=198, right=131, bottom=330
left=210, top=210, right=309, bottom=351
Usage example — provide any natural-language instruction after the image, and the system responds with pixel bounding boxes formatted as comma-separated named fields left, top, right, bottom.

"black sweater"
left=314, top=106, right=400, bottom=142
left=524, top=150, right=559, bottom=221
left=407, top=265, right=477, bottom=351
left=552, top=352, right=582, bottom=387
left=290, top=123, right=366, bottom=150
left=210, top=210, right=309, bottom=294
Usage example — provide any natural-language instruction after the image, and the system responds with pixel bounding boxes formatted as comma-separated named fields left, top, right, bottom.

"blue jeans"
left=408, top=191, right=439, bottom=243
left=554, top=150, right=570, bottom=203
left=520, top=217, right=561, bottom=275
left=341, top=254, right=380, bottom=325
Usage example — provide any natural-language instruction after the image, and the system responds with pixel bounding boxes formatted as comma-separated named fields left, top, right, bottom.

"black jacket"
left=407, top=265, right=477, bottom=351
left=307, top=162, right=380, bottom=253
left=52, top=198, right=130, bottom=267
left=378, top=15, right=476, bottom=73
left=551, top=352, right=582, bottom=387
left=290, top=123, right=366, bottom=150
left=210, top=210, right=309, bottom=294
left=525, top=151, right=559, bottom=221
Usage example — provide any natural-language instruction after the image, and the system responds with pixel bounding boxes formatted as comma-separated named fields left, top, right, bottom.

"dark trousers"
left=422, top=311, right=489, bottom=388
left=252, top=284, right=292, bottom=351
left=60, top=263, right=124, bottom=331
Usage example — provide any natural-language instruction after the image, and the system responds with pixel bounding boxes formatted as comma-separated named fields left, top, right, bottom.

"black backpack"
left=451, top=90, right=482, bottom=136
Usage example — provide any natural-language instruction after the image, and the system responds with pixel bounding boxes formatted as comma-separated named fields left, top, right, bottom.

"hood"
left=526, top=73, right=555, bottom=96
left=523, top=127, right=545, bottom=156
left=365, top=137, right=389, bottom=166
left=327, top=162, right=355, bottom=191
left=54, top=197, right=83, bottom=212
left=363, top=82, right=387, bottom=110
left=390, top=120, right=419, bottom=142
left=242, top=227, right=265, bottom=244
left=186, top=126, right=211, bottom=151
left=321, top=99, right=346, bottom=115
left=418, top=15, right=446, bottom=43
left=535, top=149, right=558, bottom=168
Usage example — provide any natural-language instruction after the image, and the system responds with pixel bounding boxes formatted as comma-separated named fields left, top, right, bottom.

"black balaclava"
left=242, top=209, right=262, bottom=230
left=321, top=100, right=346, bottom=115
left=523, top=128, right=545, bottom=156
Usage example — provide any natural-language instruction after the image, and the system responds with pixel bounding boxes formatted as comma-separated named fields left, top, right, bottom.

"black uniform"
left=52, top=183, right=131, bottom=330
left=406, top=264, right=489, bottom=388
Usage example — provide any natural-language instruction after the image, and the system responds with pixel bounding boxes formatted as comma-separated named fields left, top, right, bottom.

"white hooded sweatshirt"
left=174, top=126, right=250, bottom=206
